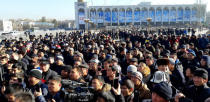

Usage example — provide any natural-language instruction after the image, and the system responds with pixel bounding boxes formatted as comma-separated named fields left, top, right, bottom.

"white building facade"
left=1, top=20, right=13, bottom=32
left=75, top=0, right=206, bottom=29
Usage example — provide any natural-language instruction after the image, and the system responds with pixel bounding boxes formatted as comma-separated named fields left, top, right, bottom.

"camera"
left=61, top=79, right=94, bottom=102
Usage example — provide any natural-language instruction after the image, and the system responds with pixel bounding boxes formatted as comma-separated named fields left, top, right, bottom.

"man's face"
left=158, top=65, right=168, bottom=72
left=9, top=77, right=19, bottom=84
left=187, top=53, right=195, bottom=60
left=0, top=58, right=8, bottom=65
left=200, top=59, right=207, bottom=66
left=91, top=79, right=102, bottom=91
left=126, top=53, right=132, bottom=60
left=28, top=76, right=39, bottom=86
left=81, top=68, right=88, bottom=76
left=5, top=94, right=15, bottom=102
left=61, top=70, right=69, bottom=78
left=172, top=45, right=178, bottom=50
left=120, top=50, right=126, bottom=55
left=48, top=80, right=61, bottom=93
left=74, top=55, right=82, bottom=61
left=56, top=60, right=63, bottom=65
left=100, top=52, right=106, bottom=58
left=146, top=58, right=153, bottom=66
left=103, top=61, right=110, bottom=69
left=12, top=68, right=21, bottom=74
left=70, top=69, right=80, bottom=81
left=69, top=50, right=74, bottom=55
left=130, top=61, right=138, bottom=66
left=152, top=92, right=167, bottom=102
left=133, top=50, right=138, bottom=55
left=89, top=62, right=98, bottom=71
left=127, top=72, right=132, bottom=78
left=49, top=58, right=54, bottom=64
left=193, top=76, right=207, bottom=86
left=32, top=57, right=38, bottom=62
left=168, top=64, right=174, bottom=71
left=107, top=68, right=116, bottom=78
left=131, top=76, right=141, bottom=85
left=106, top=68, right=113, bottom=77
left=94, top=49, right=100, bottom=54
left=40, top=64, right=50, bottom=72
left=121, top=85, right=132, bottom=96
left=122, top=44, right=126, bottom=48
left=38, top=52, right=44, bottom=57
left=186, top=68, right=193, bottom=78
left=74, top=61, right=81, bottom=67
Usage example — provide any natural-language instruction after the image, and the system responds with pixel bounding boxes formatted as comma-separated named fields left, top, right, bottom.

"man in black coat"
left=168, top=58, right=185, bottom=91
left=0, top=56, right=9, bottom=82
left=26, top=69, right=48, bottom=97
left=35, top=76, right=68, bottom=102
left=182, top=68, right=210, bottom=102
left=51, top=55, right=65, bottom=75
left=40, top=60, right=58, bottom=83
left=79, top=64, right=92, bottom=83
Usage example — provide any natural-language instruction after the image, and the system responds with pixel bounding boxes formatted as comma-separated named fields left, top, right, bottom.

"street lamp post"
left=84, top=19, right=90, bottom=33
left=147, top=17, right=152, bottom=34
left=89, top=21, right=94, bottom=31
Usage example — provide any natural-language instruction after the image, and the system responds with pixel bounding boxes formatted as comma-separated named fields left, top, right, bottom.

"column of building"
left=183, top=8, right=185, bottom=24
left=96, top=9, right=98, bottom=28
left=175, top=7, right=177, bottom=24
left=132, top=7, right=134, bottom=25
left=169, top=8, right=170, bottom=25
left=125, top=8, right=126, bottom=26
left=118, top=8, right=120, bottom=26
left=190, top=7, right=192, bottom=24
left=155, top=8, right=157, bottom=25
left=161, top=7, right=163, bottom=25
left=111, top=8, right=112, bottom=26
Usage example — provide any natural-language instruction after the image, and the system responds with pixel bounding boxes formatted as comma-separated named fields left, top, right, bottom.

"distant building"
left=206, top=12, right=210, bottom=27
left=21, top=21, right=54, bottom=30
left=0, top=20, right=13, bottom=32
left=75, top=0, right=207, bottom=29
left=68, top=20, right=76, bottom=29
left=56, top=20, right=75, bottom=29
left=0, top=20, right=3, bottom=31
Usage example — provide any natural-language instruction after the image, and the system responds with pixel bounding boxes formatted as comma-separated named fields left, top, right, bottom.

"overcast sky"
left=0, top=0, right=209, bottom=20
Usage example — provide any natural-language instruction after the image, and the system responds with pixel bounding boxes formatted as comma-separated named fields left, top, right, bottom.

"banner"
left=134, top=10, right=140, bottom=22
left=119, top=11, right=125, bottom=23
left=98, top=11, right=104, bottom=23
left=90, top=11, right=96, bottom=23
left=184, top=9, right=191, bottom=21
left=78, top=12, right=85, bottom=24
left=177, top=9, right=183, bottom=21
left=126, top=10, right=132, bottom=23
left=170, top=10, right=176, bottom=22
left=156, top=10, right=162, bottom=22
left=141, top=10, right=147, bottom=22
left=105, top=11, right=111, bottom=23
left=149, top=10, right=155, bottom=22
left=191, top=10, right=197, bottom=21
left=163, top=10, right=169, bottom=22
left=112, top=11, right=118, bottom=23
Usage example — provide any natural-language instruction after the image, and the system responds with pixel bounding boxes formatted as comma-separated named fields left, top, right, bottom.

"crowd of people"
left=0, top=28, right=209, bottom=102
